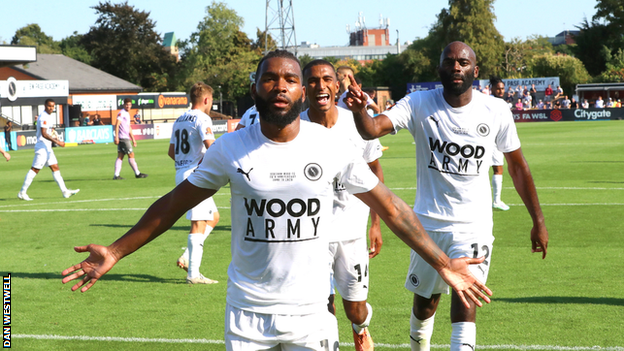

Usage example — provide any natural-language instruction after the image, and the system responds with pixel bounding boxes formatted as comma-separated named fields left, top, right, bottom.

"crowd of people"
left=476, top=83, right=623, bottom=111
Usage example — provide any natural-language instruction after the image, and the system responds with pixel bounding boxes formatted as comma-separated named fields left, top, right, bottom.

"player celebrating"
left=345, top=41, right=548, bottom=351
left=301, top=59, right=383, bottom=350
left=489, top=76, right=510, bottom=211
left=18, top=99, right=79, bottom=201
left=113, top=98, right=148, bottom=180
left=62, top=50, right=491, bottom=350
left=168, top=82, right=220, bottom=284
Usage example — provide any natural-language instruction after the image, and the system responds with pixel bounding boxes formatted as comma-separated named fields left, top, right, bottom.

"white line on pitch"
left=13, top=334, right=624, bottom=350
left=0, top=206, right=231, bottom=213
left=389, top=187, right=624, bottom=191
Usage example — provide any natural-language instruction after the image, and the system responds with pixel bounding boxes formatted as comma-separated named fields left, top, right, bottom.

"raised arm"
left=62, top=180, right=217, bottom=292
left=355, top=183, right=492, bottom=308
left=343, top=74, right=395, bottom=140
left=504, top=148, right=549, bottom=259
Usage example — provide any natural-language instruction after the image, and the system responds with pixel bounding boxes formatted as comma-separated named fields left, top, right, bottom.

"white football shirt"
left=301, top=106, right=383, bottom=241
left=238, top=105, right=258, bottom=128
left=35, top=111, right=53, bottom=151
left=384, top=88, right=521, bottom=233
left=187, top=120, right=379, bottom=315
left=170, top=109, right=215, bottom=170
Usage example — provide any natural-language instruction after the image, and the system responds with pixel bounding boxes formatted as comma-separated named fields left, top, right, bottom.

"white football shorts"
left=404, top=231, right=494, bottom=299
left=491, top=149, right=504, bottom=167
left=224, top=303, right=340, bottom=351
left=176, top=167, right=217, bottom=221
left=31, top=148, right=57, bottom=169
left=329, top=237, right=369, bottom=302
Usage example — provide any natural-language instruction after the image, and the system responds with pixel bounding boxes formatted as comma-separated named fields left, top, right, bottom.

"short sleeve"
left=383, top=93, right=417, bottom=135
left=186, top=140, right=229, bottom=190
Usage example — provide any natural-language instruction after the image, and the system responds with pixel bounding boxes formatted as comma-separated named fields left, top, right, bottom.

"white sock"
left=410, top=312, right=435, bottom=351
left=21, top=170, right=37, bottom=193
left=128, top=158, right=140, bottom=176
left=187, top=226, right=212, bottom=278
left=52, top=170, right=68, bottom=192
left=492, top=174, right=503, bottom=203
left=450, top=322, right=476, bottom=351
left=352, top=302, right=373, bottom=334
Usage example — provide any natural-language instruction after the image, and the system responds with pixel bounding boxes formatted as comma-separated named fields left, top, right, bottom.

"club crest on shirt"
left=408, top=274, right=420, bottom=287
left=206, top=127, right=212, bottom=135
left=476, top=123, right=490, bottom=137
left=304, top=163, right=323, bottom=181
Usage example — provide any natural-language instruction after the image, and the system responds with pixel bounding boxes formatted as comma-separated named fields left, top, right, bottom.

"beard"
left=255, top=93, right=304, bottom=127
left=439, top=70, right=475, bottom=96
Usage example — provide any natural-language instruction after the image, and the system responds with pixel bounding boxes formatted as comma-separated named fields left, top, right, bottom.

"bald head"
left=440, top=41, right=476, bottom=66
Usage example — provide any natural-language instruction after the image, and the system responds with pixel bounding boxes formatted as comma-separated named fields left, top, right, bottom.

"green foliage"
left=179, top=1, right=260, bottom=104
left=420, top=0, right=504, bottom=78
left=321, top=56, right=340, bottom=66
left=597, top=48, right=624, bottom=82
left=527, top=53, right=591, bottom=93
left=80, top=1, right=177, bottom=91
left=573, top=18, right=612, bottom=76
left=298, top=54, right=315, bottom=69
left=252, top=28, right=277, bottom=53
left=11, top=24, right=60, bottom=54
left=501, top=36, right=554, bottom=78
left=58, top=32, right=92, bottom=64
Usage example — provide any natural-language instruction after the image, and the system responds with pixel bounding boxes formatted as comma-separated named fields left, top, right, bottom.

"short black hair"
left=44, top=99, right=55, bottom=105
left=255, top=50, right=301, bottom=84
left=302, top=59, right=336, bottom=78
left=489, top=76, right=504, bottom=87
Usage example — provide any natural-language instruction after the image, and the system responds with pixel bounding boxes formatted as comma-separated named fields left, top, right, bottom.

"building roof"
left=163, top=32, right=177, bottom=47
left=10, top=54, right=142, bottom=93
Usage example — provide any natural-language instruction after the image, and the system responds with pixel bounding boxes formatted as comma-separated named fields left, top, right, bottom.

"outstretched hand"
left=61, top=244, right=119, bottom=292
left=438, top=256, right=493, bottom=309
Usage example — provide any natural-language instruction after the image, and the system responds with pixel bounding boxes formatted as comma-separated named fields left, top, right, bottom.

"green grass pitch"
left=1, top=120, right=623, bottom=350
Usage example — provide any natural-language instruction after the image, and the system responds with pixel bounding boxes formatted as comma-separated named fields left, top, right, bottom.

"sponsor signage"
left=72, top=95, right=117, bottom=111
left=512, top=108, right=624, bottom=122
left=213, top=120, right=228, bottom=133
left=116, top=94, right=190, bottom=109
left=0, top=78, right=69, bottom=102
left=131, top=124, right=155, bottom=140
left=14, top=130, right=65, bottom=149
left=154, top=122, right=173, bottom=140
left=66, top=126, right=113, bottom=144
left=408, top=77, right=561, bottom=94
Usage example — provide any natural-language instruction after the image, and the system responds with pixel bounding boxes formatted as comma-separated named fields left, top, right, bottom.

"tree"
left=418, top=0, right=505, bottom=78
left=298, top=54, right=315, bottom=69
left=527, top=53, right=591, bottom=93
left=179, top=1, right=260, bottom=107
left=598, top=48, right=624, bottom=82
left=11, top=24, right=60, bottom=54
left=501, top=36, right=554, bottom=78
left=574, top=18, right=612, bottom=76
left=252, top=29, right=277, bottom=53
left=59, top=32, right=92, bottom=64
left=81, top=1, right=177, bottom=91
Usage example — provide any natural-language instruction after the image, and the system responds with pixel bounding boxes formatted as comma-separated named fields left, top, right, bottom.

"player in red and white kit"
left=168, top=82, right=220, bottom=284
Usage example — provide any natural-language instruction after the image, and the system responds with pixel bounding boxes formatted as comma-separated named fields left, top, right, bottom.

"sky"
left=1, top=0, right=598, bottom=48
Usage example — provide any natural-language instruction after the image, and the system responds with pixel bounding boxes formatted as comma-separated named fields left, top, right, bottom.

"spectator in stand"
left=545, top=101, right=552, bottom=109
left=554, top=86, right=564, bottom=100
left=133, top=112, right=141, bottom=124
left=505, top=90, right=515, bottom=105
left=595, top=96, right=605, bottom=108
left=515, top=85, right=523, bottom=100
left=536, top=100, right=545, bottom=109
left=582, top=99, right=589, bottom=108
left=606, top=97, right=615, bottom=108
left=617, top=99, right=622, bottom=108
left=561, top=96, right=571, bottom=109
left=93, top=114, right=103, bottom=125
left=481, top=85, right=490, bottom=96
left=570, top=97, right=578, bottom=109
left=4, top=121, right=12, bottom=151
left=544, top=84, right=553, bottom=102
left=515, top=98, right=524, bottom=110
left=530, top=84, right=538, bottom=107
left=522, top=89, right=532, bottom=108
left=553, top=100, right=561, bottom=109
